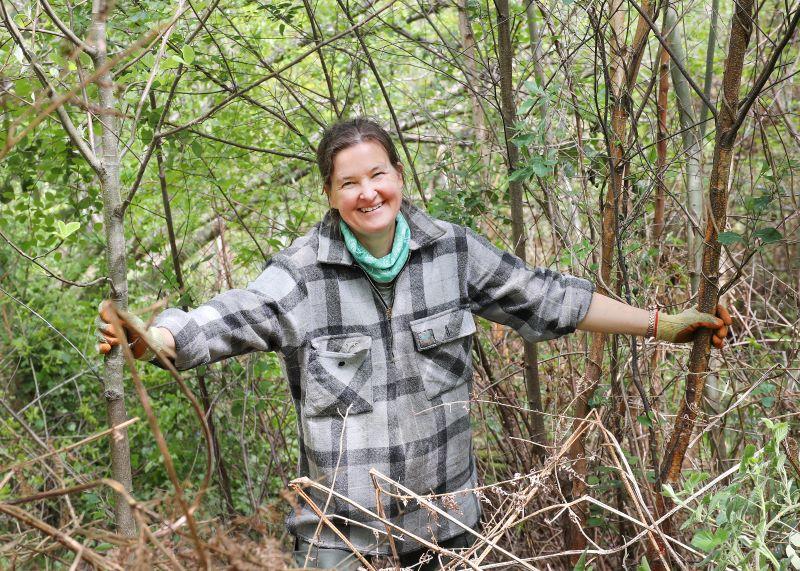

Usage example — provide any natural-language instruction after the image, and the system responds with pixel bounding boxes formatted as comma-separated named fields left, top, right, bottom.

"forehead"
left=332, top=140, right=391, bottom=180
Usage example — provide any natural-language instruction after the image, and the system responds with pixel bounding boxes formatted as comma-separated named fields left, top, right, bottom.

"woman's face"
left=326, top=140, right=403, bottom=244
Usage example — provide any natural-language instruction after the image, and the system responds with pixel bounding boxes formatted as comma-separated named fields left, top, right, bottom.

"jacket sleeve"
left=465, top=227, right=595, bottom=342
left=152, top=257, right=306, bottom=370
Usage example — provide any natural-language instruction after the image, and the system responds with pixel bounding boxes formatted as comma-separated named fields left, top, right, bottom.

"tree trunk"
left=664, top=6, right=704, bottom=294
left=653, top=46, right=669, bottom=245
left=91, top=0, right=135, bottom=537
left=656, top=0, right=755, bottom=553
left=495, top=0, right=548, bottom=457
left=525, top=2, right=567, bottom=249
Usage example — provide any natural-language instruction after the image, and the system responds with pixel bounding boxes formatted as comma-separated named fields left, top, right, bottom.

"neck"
left=355, top=221, right=395, bottom=258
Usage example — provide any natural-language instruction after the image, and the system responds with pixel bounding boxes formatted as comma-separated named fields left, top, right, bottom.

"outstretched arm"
left=576, top=292, right=732, bottom=348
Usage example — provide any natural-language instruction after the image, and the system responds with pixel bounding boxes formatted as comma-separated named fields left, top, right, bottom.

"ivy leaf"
left=753, top=227, right=782, bottom=244
left=717, top=231, right=743, bottom=245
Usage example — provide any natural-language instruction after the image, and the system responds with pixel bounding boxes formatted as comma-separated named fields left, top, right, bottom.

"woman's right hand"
left=96, top=301, right=175, bottom=360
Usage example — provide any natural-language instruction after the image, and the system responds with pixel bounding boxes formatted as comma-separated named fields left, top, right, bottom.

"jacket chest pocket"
left=409, top=307, right=476, bottom=400
left=305, top=334, right=373, bottom=417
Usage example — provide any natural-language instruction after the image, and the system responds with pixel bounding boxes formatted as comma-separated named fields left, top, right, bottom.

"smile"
left=359, top=202, right=383, bottom=213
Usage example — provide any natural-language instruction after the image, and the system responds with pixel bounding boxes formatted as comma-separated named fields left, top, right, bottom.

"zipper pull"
left=386, top=307, right=392, bottom=319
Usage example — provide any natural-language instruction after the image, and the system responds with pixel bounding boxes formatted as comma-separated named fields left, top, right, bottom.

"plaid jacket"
left=154, top=200, right=595, bottom=555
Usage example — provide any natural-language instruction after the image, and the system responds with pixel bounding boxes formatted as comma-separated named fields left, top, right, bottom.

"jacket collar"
left=317, top=199, right=445, bottom=266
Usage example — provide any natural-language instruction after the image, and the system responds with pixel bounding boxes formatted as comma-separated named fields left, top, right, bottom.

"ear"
left=394, top=163, right=404, bottom=183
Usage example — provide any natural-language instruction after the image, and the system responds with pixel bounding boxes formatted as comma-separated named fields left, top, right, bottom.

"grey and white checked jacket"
left=153, top=200, right=595, bottom=555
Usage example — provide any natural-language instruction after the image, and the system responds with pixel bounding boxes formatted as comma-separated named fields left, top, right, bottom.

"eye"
left=341, top=181, right=353, bottom=188
left=371, top=171, right=386, bottom=178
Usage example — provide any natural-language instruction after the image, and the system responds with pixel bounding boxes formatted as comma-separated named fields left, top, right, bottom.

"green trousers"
left=292, top=531, right=475, bottom=570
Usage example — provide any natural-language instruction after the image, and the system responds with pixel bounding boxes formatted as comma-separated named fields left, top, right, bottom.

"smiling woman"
left=322, top=119, right=405, bottom=258
left=96, top=117, right=731, bottom=571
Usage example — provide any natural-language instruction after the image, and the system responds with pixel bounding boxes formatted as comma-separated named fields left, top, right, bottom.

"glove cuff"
left=136, top=327, right=170, bottom=362
left=655, top=312, right=684, bottom=342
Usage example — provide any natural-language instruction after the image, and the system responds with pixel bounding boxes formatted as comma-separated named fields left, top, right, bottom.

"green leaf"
left=14, top=79, right=33, bottom=98
left=530, top=156, right=551, bottom=177
left=181, top=45, right=195, bottom=65
left=753, top=227, right=782, bottom=244
left=717, top=231, right=744, bottom=245
left=573, top=551, right=587, bottom=571
left=774, top=422, right=789, bottom=443
left=691, top=529, right=719, bottom=552
left=54, top=220, right=80, bottom=240
left=636, top=557, right=652, bottom=571
left=637, top=413, right=653, bottom=428
left=508, top=166, right=533, bottom=182
left=790, top=533, right=800, bottom=547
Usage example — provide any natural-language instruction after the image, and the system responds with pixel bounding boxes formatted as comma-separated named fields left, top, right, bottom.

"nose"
left=359, top=182, right=378, bottom=202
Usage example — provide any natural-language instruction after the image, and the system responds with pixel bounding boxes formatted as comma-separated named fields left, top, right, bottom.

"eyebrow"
left=337, top=164, right=387, bottom=182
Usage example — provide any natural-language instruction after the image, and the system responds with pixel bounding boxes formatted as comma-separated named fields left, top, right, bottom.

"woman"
left=98, top=118, right=731, bottom=570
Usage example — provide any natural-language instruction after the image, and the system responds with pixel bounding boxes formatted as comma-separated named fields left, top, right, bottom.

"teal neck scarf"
left=339, top=212, right=411, bottom=283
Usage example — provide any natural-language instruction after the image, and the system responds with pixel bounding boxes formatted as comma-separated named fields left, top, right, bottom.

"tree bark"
left=495, top=0, right=548, bottom=457
left=90, top=0, right=136, bottom=536
left=653, top=46, right=669, bottom=245
left=664, top=5, right=704, bottom=294
left=656, top=0, right=755, bottom=552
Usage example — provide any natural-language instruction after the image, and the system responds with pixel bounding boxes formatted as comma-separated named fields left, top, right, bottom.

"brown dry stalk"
left=3, top=417, right=139, bottom=474
left=0, top=503, right=123, bottom=571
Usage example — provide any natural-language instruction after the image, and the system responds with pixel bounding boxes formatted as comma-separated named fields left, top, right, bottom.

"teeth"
left=360, top=203, right=383, bottom=213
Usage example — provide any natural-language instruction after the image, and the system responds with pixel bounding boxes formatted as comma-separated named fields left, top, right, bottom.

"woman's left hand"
left=656, top=305, right=732, bottom=348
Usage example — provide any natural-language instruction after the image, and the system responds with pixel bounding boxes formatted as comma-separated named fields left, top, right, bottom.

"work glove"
left=96, top=301, right=173, bottom=361
left=655, top=304, right=732, bottom=348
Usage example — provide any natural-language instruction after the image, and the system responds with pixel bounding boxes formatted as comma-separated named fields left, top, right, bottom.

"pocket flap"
left=409, top=307, right=476, bottom=351
left=311, top=334, right=372, bottom=355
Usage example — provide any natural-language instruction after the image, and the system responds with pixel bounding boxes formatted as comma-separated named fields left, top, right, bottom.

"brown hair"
left=317, top=117, right=403, bottom=191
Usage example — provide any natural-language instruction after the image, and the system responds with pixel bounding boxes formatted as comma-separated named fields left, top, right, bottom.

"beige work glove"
left=656, top=305, right=732, bottom=348
left=96, top=301, right=173, bottom=361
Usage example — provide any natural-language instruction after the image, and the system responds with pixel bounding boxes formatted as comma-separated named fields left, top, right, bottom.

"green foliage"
left=664, top=419, right=800, bottom=570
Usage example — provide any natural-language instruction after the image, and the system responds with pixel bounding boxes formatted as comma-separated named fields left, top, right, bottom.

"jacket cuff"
left=152, top=308, right=210, bottom=370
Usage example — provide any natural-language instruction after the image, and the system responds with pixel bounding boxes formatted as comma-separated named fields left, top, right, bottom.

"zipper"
left=357, top=263, right=407, bottom=358
left=359, top=267, right=394, bottom=319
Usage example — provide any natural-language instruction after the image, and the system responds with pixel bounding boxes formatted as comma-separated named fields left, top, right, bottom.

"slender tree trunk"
left=656, top=0, right=755, bottom=557
left=495, top=0, right=548, bottom=457
left=563, top=0, right=627, bottom=556
left=664, top=6, right=704, bottom=293
left=458, top=0, right=485, bottom=143
left=699, top=0, right=720, bottom=140
left=90, top=0, right=135, bottom=537
left=525, top=2, right=567, bottom=248
left=653, top=46, right=669, bottom=245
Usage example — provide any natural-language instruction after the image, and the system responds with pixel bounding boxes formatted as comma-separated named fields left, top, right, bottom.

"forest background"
left=0, top=0, right=798, bottom=568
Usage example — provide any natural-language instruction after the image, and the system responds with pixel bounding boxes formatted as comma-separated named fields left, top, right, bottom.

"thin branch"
left=186, top=128, right=315, bottom=161
left=0, top=0, right=101, bottom=171
left=157, top=0, right=398, bottom=140
left=38, top=0, right=95, bottom=54
left=626, top=0, right=719, bottom=120
left=732, top=4, right=800, bottom=136
left=0, top=228, right=111, bottom=288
